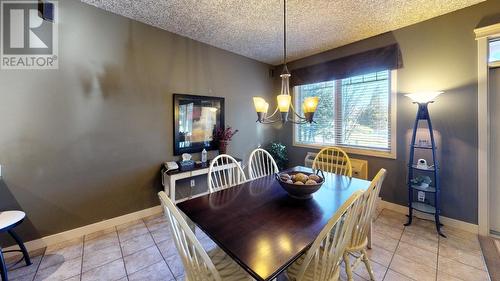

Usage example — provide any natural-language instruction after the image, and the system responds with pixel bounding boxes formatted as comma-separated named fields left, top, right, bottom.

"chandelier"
left=253, top=0, right=319, bottom=124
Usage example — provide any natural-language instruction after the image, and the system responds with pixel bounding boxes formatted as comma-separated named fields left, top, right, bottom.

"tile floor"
left=5, top=208, right=489, bottom=281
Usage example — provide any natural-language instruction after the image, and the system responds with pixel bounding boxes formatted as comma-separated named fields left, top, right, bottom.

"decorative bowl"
left=275, top=170, right=325, bottom=199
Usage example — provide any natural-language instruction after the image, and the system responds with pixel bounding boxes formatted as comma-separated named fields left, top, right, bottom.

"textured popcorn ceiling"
left=81, top=0, right=485, bottom=65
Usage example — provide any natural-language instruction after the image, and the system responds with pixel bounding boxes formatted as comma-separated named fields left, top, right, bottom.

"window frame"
left=292, top=70, right=398, bottom=159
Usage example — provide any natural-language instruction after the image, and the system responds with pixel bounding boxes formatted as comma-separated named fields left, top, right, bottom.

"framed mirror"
left=173, top=94, right=225, bottom=155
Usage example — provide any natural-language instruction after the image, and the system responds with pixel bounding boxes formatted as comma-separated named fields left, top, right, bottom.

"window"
left=293, top=70, right=396, bottom=158
left=489, top=39, right=500, bottom=64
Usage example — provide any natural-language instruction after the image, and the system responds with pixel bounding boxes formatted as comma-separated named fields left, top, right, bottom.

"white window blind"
left=294, top=70, right=395, bottom=157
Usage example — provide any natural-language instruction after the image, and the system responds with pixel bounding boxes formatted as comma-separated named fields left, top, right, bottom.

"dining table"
left=176, top=166, right=372, bottom=281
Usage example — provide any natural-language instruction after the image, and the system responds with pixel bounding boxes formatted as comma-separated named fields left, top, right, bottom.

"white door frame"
left=475, top=23, right=500, bottom=236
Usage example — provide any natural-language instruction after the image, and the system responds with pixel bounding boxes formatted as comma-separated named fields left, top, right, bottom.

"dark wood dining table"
left=177, top=166, right=372, bottom=281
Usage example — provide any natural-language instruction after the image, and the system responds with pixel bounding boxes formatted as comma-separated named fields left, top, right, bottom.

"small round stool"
left=0, top=211, right=32, bottom=281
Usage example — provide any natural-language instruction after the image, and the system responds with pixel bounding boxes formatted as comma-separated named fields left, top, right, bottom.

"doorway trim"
left=475, top=23, right=500, bottom=236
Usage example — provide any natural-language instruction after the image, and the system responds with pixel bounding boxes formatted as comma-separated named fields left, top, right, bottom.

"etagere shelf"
left=405, top=101, right=446, bottom=237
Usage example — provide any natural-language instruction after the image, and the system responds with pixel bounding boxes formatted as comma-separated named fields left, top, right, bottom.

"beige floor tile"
left=165, top=254, right=185, bottom=278
left=339, top=266, right=366, bottom=281
left=82, top=243, right=122, bottom=272
left=151, top=227, right=173, bottom=244
left=128, top=260, right=175, bottom=281
left=372, top=220, right=404, bottom=240
left=404, top=223, right=439, bottom=242
left=442, top=226, right=478, bottom=242
left=383, top=269, right=415, bottom=281
left=437, top=256, right=489, bottom=281
left=85, top=227, right=117, bottom=241
left=437, top=270, right=464, bottom=281
left=376, top=210, right=407, bottom=227
left=7, top=255, right=42, bottom=279
left=400, top=230, right=438, bottom=253
left=81, top=258, right=126, bottom=281
left=195, top=227, right=209, bottom=240
left=120, top=232, right=155, bottom=256
left=353, top=259, right=387, bottom=281
left=39, top=238, right=83, bottom=270
left=372, top=231, right=399, bottom=252
left=200, top=236, right=217, bottom=252
left=124, top=245, right=163, bottom=274
left=117, top=220, right=149, bottom=243
left=438, top=242, right=486, bottom=271
left=411, top=218, right=435, bottom=229
left=365, top=246, right=393, bottom=267
left=157, top=238, right=179, bottom=259
left=84, top=230, right=120, bottom=253
left=395, top=241, right=437, bottom=268
left=10, top=272, right=36, bottom=281
left=389, top=254, right=436, bottom=281
left=439, top=235, right=481, bottom=252
left=63, top=275, right=81, bottom=281
left=34, top=257, right=81, bottom=281
left=144, top=214, right=169, bottom=233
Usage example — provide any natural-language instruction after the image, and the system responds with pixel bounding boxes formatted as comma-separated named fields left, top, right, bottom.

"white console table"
left=162, top=158, right=242, bottom=204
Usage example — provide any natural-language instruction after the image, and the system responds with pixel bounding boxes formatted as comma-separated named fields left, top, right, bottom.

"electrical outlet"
left=190, top=179, right=195, bottom=187
left=417, top=191, right=425, bottom=202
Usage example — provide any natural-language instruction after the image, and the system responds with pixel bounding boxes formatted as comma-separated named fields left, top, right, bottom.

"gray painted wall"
left=275, top=0, right=500, bottom=224
left=0, top=0, right=274, bottom=243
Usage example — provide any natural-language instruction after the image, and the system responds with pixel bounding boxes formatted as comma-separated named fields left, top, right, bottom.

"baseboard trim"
left=379, top=199, right=479, bottom=234
left=5, top=205, right=163, bottom=254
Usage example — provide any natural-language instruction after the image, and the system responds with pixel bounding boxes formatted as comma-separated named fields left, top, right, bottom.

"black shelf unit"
left=405, top=102, right=446, bottom=237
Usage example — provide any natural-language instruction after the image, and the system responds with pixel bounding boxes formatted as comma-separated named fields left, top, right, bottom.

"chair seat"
left=0, top=211, right=25, bottom=230
left=207, top=247, right=254, bottom=281
left=286, top=249, right=341, bottom=281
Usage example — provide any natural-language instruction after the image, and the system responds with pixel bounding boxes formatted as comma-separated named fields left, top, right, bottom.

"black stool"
left=0, top=211, right=31, bottom=281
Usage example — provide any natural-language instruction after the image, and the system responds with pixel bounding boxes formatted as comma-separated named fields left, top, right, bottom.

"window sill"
left=292, top=142, right=397, bottom=159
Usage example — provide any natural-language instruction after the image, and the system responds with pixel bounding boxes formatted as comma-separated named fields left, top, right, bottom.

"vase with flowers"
left=214, top=127, right=239, bottom=154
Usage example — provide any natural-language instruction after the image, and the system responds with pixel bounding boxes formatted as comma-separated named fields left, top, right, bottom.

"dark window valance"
left=290, top=44, right=403, bottom=86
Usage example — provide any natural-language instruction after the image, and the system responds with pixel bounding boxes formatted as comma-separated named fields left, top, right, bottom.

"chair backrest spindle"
left=312, top=147, right=352, bottom=177
left=248, top=148, right=279, bottom=179
left=208, top=154, right=247, bottom=193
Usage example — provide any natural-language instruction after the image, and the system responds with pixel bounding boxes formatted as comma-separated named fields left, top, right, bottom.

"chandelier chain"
left=283, top=0, right=286, bottom=65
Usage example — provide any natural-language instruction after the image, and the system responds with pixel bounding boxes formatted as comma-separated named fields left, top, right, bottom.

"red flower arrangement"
left=214, top=127, right=239, bottom=142
left=214, top=127, right=239, bottom=154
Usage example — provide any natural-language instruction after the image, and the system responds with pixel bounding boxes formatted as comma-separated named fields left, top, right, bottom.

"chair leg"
left=343, top=252, right=354, bottom=281
left=361, top=249, right=375, bottom=281
left=0, top=247, right=7, bottom=281
left=7, top=230, right=31, bottom=266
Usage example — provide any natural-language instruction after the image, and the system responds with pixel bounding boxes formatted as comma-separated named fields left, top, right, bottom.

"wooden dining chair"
left=158, top=191, right=254, bottom=281
left=312, top=147, right=352, bottom=177
left=343, top=168, right=387, bottom=281
left=285, top=190, right=364, bottom=281
left=208, top=154, right=247, bottom=193
left=248, top=148, right=279, bottom=180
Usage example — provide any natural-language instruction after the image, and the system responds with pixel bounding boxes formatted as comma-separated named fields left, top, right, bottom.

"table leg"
left=170, top=178, right=176, bottom=203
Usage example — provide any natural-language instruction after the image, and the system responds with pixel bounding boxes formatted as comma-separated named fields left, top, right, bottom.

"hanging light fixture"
left=253, top=0, right=319, bottom=124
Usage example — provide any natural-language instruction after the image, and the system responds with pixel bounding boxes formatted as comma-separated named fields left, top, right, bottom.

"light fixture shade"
left=303, top=97, right=319, bottom=113
left=253, top=97, right=268, bottom=113
left=277, top=94, right=291, bottom=112
left=405, top=91, right=443, bottom=104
